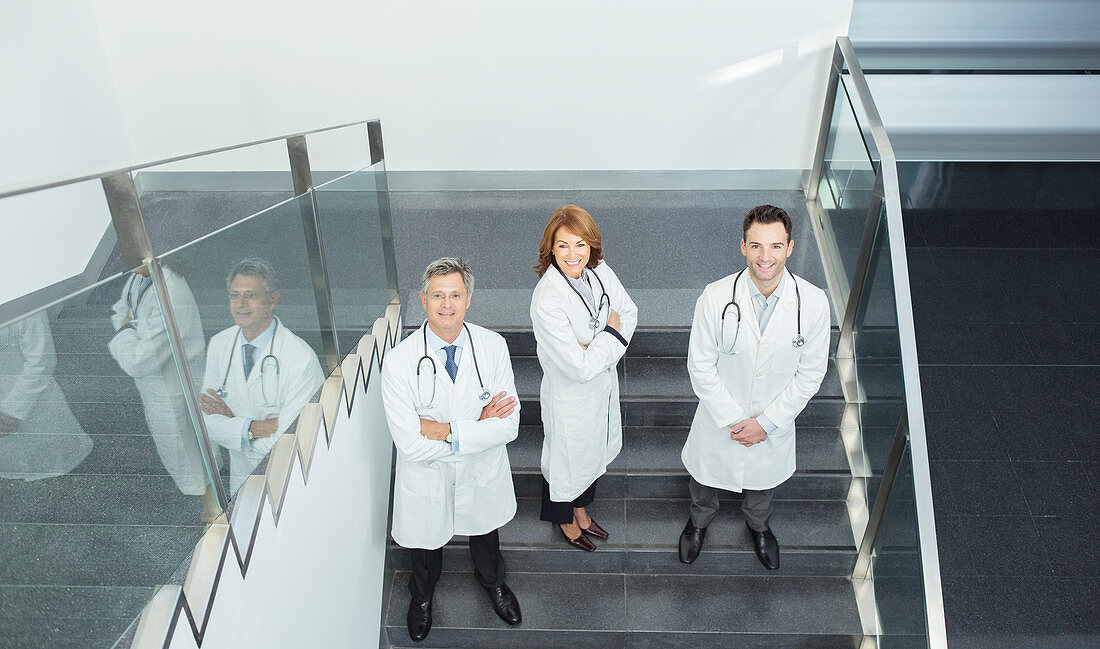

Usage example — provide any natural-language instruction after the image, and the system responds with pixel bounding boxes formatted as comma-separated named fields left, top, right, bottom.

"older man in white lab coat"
left=198, top=258, right=324, bottom=493
left=680, top=205, right=830, bottom=570
left=381, top=257, right=522, bottom=643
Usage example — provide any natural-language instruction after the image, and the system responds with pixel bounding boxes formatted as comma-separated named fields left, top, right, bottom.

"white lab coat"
left=0, top=312, right=92, bottom=480
left=381, top=322, right=520, bottom=550
left=681, top=270, right=830, bottom=492
left=531, top=262, right=638, bottom=502
left=201, top=318, right=324, bottom=492
left=109, top=269, right=208, bottom=494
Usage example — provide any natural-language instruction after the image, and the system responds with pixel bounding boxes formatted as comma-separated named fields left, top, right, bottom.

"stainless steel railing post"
left=287, top=135, right=341, bottom=370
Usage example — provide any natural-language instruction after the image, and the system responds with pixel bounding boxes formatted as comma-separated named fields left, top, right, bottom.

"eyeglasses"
left=427, top=292, right=468, bottom=302
left=228, top=292, right=265, bottom=301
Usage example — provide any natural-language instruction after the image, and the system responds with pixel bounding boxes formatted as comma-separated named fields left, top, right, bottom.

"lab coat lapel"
left=548, top=267, right=596, bottom=338
left=760, top=276, right=797, bottom=344
left=735, top=270, right=762, bottom=343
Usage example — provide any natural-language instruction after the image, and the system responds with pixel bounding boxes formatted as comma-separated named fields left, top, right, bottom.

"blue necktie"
left=444, top=345, right=458, bottom=382
left=243, top=343, right=256, bottom=378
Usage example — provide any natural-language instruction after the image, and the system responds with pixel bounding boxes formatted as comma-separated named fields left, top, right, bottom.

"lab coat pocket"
left=400, top=460, right=442, bottom=497
left=553, top=392, right=610, bottom=480
left=762, top=339, right=801, bottom=383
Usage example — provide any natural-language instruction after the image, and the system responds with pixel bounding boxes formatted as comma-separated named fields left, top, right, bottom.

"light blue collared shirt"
left=565, top=269, right=597, bottom=311
left=239, top=318, right=277, bottom=450
left=423, top=324, right=467, bottom=453
left=749, top=272, right=786, bottom=334
left=741, top=273, right=791, bottom=436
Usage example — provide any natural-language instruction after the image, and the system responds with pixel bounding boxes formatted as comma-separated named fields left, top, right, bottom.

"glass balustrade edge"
left=827, top=36, right=950, bottom=649
left=0, top=119, right=380, bottom=201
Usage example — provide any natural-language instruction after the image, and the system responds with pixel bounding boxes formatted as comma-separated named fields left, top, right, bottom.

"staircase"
left=382, top=322, right=861, bottom=648
left=0, top=298, right=206, bottom=649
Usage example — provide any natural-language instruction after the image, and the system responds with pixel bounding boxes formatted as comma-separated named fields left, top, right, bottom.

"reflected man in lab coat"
left=381, top=258, right=522, bottom=643
left=198, top=258, right=324, bottom=493
left=109, top=265, right=209, bottom=496
left=0, top=312, right=92, bottom=480
left=679, top=205, right=830, bottom=570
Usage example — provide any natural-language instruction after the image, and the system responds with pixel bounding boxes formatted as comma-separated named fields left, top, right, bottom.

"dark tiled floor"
left=902, top=160, right=1100, bottom=649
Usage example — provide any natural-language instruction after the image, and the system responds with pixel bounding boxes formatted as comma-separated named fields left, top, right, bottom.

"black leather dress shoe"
left=406, top=598, right=432, bottom=642
left=486, top=583, right=522, bottom=625
left=679, top=519, right=707, bottom=564
left=747, top=523, right=779, bottom=570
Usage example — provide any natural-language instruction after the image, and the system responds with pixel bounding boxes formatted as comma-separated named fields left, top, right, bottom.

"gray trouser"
left=689, top=476, right=775, bottom=532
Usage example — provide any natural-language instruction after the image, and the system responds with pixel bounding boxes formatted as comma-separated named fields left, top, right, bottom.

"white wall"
left=2, top=1, right=853, bottom=303
left=0, top=1, right=132, bottom=303
left=92, top=0, right=852, bottom=172
left=172, top=363, right=394, bottom=649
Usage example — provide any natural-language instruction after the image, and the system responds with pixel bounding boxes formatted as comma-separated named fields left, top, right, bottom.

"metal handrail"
left=0, top=118, right=376, bottom=200
left=809, top=37, right=948, bottom=647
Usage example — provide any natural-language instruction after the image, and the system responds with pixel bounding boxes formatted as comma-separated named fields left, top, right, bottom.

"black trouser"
left=539, top=478, right=597, bottom=524
left=407, top=529, right=505, bottom=603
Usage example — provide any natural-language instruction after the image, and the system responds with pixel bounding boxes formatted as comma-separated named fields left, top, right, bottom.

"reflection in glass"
left=314, top=163, right=394, bottom=356
left=108, top=266, right=208, bottom=495
left=820, top=78, right=878, bottom=288
left=0, top=312, right=92, bottom=479
left=197, top=258, right=324, bottom=493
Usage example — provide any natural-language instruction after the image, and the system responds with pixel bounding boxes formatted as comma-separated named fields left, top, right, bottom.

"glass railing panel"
left=0, top=180, right=119, bottom=317
left=0, top=271, right=216, bottom=649
left=819, top=76, right=879, bottom=288
left=130, top=140, right=295, bottom=268
left=305, top=123, right=374, bottom=187
left=854, top=205, right=905, bottom=506
left=156, top=194, right=328, bottom=499
left=313, top=162, right=394, bottom=357
left=869, top=443, right=927, bottom=648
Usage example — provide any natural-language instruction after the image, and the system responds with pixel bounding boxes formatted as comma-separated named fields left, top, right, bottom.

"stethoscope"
left=555, top=264, right=611, bottom=331
left=719, top=268, right=804, bottom=354
left=216, top=319, right=281, bottom=407
left=126, top=274, right=154, bottom=317
left=415, top=321, right=490, bottom=408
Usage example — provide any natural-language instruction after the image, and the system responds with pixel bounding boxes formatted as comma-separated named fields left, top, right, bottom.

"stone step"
left=406, top=326, right=843, bottom=359
left=510, top=356, right=845, bottom=401
left=0, top=472, right=207, bottom=527
left=511, top=470, right=850, bottom=502
left=505, top=424, right=853, bottom=501
left=383, top=570, right=861, bottom=649
left=0, top=522, right=202, bottom=588
left=520, top=398, right=847, bottom=428
left=509, top=425, right=849, bottom=474
left=0, top=615, right=135, bottom=649
left=389, top=496, right=856, bottom=578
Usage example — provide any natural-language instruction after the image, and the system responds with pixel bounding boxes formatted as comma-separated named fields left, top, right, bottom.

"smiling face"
left=740, top=221, right=794, bottom=294
left=552, top=226, right=591, bottom=279
left=420, top=271, right=471, bottom=343
left=229, top=274, right=279, bottom=341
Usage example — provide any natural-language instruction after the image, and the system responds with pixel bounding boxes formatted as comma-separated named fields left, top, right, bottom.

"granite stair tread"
left=383, top=570, right=861, bottom=648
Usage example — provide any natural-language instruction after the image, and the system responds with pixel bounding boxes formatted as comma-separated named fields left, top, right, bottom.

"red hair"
left=533, top=205, right=604, bottom=277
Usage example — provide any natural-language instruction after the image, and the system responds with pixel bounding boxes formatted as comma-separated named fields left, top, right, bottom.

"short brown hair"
left=742, top=205, right=793, bottom=241
left=533, top=205, right=604, bottom=277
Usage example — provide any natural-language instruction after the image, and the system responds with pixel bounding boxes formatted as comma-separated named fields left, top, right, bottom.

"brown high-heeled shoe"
left=558, top=524, right=596, bottom=552
left=580, top=518, right=609, bottom=540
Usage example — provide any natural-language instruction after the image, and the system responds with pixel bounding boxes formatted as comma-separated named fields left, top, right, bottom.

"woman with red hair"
left=530, top=205, right=638, bottom=552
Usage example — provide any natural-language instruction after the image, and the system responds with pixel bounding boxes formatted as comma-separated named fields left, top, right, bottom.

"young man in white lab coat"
left=381, top=257, right=522, bottom=643
left=679, top=205, right=831, bottom=570
left=198, top=258, right=324, bottom=493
